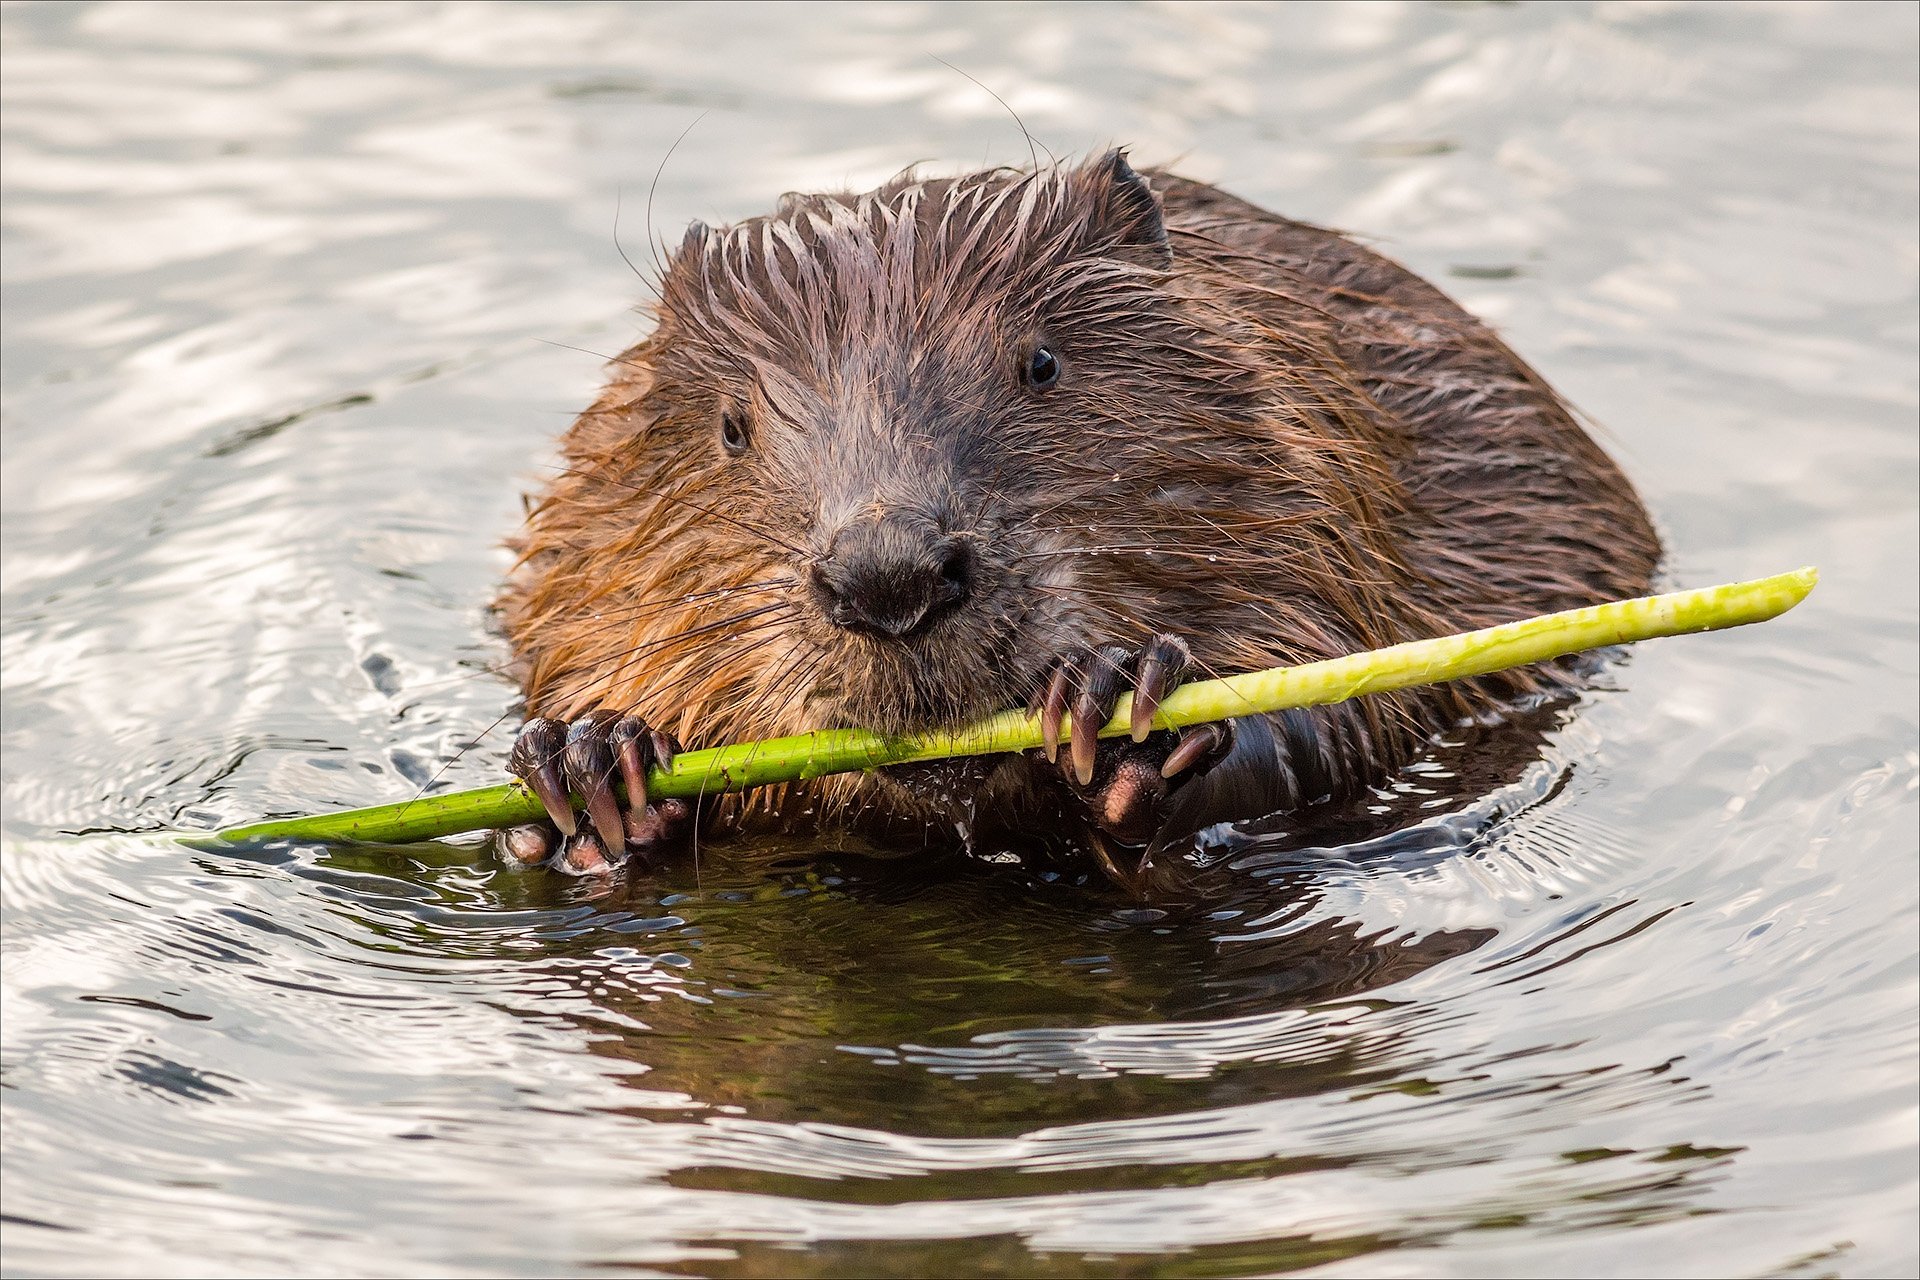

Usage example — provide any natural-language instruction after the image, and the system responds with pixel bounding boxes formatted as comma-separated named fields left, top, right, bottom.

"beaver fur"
left=495, top=150, right=1659, bottom=872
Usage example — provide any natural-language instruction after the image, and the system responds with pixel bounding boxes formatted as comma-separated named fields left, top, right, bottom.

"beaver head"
left=552, top=149, right=1403, bottom=748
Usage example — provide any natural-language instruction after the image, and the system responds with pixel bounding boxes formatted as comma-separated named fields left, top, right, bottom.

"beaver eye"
left=1023, top=346, right=1061, bottom=392
left=720, top=410, right=751, bottom=455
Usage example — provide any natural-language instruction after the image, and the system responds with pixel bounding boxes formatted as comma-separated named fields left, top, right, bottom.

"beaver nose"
left=810, top=527, right=973, bottom=639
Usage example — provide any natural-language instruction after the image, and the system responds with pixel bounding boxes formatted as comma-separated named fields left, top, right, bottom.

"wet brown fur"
left=497, top=153, right=1659, bottom=844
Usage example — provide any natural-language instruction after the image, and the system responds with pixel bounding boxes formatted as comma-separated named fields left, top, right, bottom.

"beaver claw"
left=1029, top=633, right=1234, bottom=846
left=1036, top=633, right=1193, bottom=783
left=501, top=711, right=690, bottom=873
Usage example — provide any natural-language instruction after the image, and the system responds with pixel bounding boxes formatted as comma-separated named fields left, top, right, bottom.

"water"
left=3, top=3, right=1914, bottom=1275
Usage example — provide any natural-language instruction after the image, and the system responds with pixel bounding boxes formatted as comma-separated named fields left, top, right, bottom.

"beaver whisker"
left=514, top=583, right=799, bottom=652
left=756, top=646, right=838, bottom=736
left=547, top=464, right=810, bottom=559
left=1016, top=584, right=1232, bottom=679
left=707, top=639, right=822, bottom=736
left=611, top=606, right=799, bottom=674
left=611, top=624, right=806, bottom=723
left=1009, top=545, right=1282, bottom=563
left=559, top=579, right=799, bottom=630
left=545, top=463, right=802, bottom=557
left=534, top=337, right=657, bottom=380
left=548, top=599, right=797, bottom=661
left=536, top=607, right=800, bottom=720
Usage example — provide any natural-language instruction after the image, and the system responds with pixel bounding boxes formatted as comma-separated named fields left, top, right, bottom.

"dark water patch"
left=1449, top=263, right=1528, bottom=280
left=202, top=392, right=374, bottom=459
left=75, top=994, right=213, bottom=1023
left=112, top=1051, right=241, bottom=1105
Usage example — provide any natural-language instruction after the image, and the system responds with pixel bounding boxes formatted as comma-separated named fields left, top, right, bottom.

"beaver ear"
left=664, top=220, right=718, bottom=280
left=1087, top=148, right=1172, bottom=269
left=670, top=219, right=711, bottom=269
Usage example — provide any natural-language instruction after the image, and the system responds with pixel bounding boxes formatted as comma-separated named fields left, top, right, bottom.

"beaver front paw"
left=500, top=710, right=691, bottom=874
left=1030, top=632, right=1235, bottom=846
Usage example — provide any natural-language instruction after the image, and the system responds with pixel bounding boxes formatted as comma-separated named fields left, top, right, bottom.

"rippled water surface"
left=4, top=3, right=1916, bottom=1275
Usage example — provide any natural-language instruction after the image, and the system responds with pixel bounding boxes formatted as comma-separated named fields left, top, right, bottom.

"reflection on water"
left=2, top=2, right=1915, bottom=1276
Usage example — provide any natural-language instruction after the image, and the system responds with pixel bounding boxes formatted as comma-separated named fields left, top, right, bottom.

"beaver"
left=494, top=149, right=1659, bottom=881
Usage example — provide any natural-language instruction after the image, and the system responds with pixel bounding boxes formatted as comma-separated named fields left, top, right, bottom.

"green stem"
left=203, top=567, right=1816, bottom=848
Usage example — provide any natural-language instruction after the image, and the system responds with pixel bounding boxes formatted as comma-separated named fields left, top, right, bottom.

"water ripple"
left=3, top=2, right=1914, bottom=1276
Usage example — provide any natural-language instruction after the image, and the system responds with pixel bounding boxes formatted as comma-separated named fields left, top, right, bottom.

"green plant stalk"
left=205, top=567, right=1817, bottom=848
